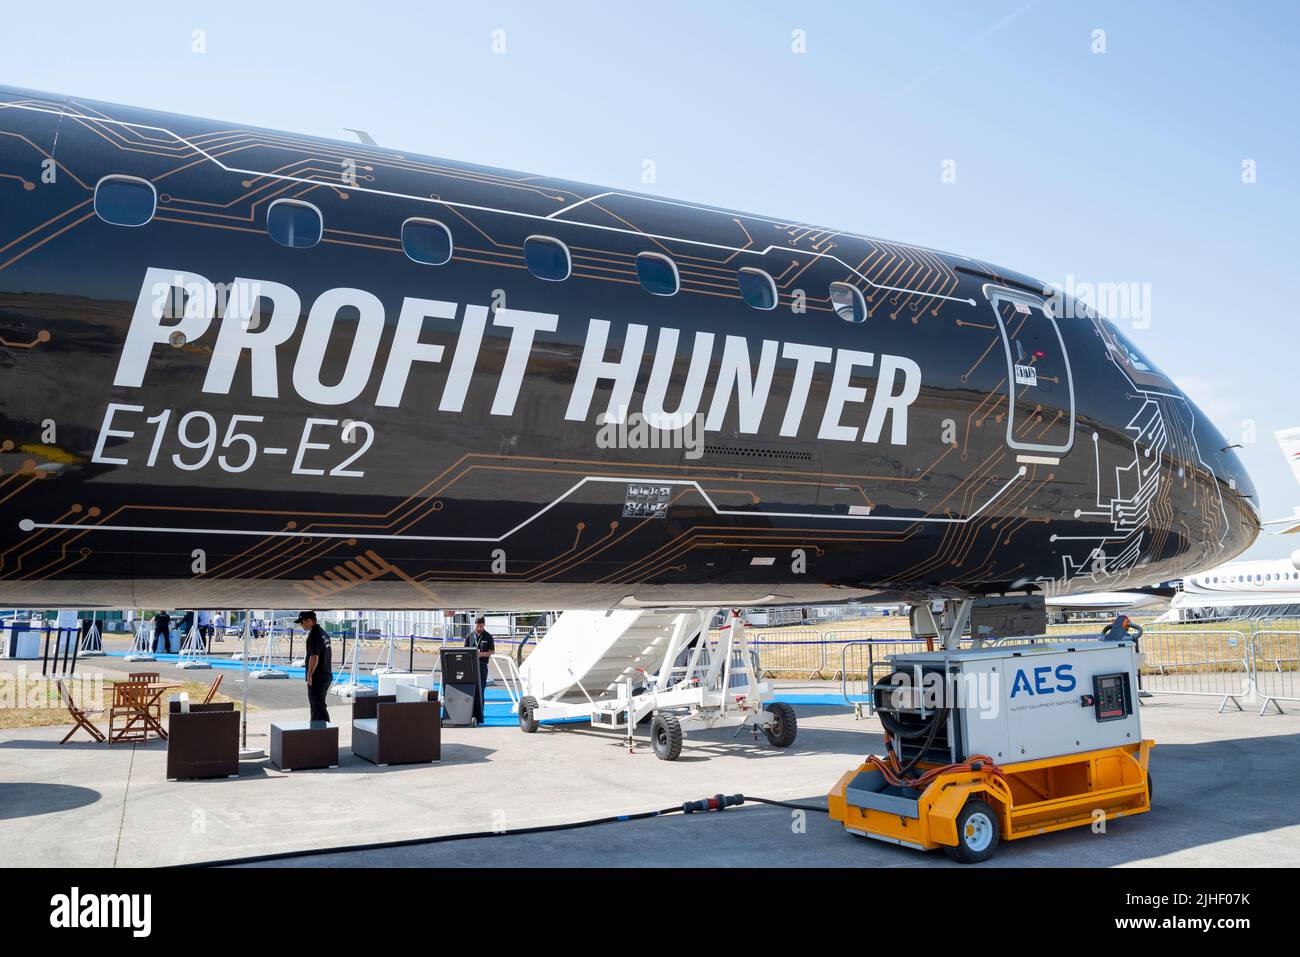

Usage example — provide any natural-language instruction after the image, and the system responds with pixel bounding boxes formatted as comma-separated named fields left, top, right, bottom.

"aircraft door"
left=985, top=288, right=1075, bottom=455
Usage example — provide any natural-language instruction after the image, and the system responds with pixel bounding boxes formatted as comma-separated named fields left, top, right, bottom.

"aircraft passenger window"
left=636, top=252, right=679, bottom=296
left=402, top=218, right=453, bottom=265
left=93, top=176, right=157, bottom=227
left=737, top=267, right=777, bottom=310
left=267, top=200, right=322, bottom=249
left=829, top=281, right=868, bottom=323
left=524, top=235, right=571, bottom=281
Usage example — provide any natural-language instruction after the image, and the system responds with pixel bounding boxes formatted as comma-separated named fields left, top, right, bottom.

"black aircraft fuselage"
left=0, top=86, right=1258, bottom=610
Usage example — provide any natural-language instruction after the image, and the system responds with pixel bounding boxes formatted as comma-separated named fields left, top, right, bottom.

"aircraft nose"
left=1092, top=314, right=1258, bottom=565
left=1192, top=409, right=1260, bottom=561
left=1217, top=443, right=1256, bottom=505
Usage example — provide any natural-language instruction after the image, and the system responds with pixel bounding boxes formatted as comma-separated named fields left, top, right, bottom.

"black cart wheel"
left=519, top=695, right=540, bottom=733
left=762, top=702, right=798, bottom=747
left=650, top=713, right=683, bottom=761
left=943, top=798, right=1001, bottom=863
left=1147, top=771, right=1153, bottom=806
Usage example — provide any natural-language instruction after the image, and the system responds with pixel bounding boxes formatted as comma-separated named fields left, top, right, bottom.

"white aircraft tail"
left=1266, top=427, right=1300, bottom=534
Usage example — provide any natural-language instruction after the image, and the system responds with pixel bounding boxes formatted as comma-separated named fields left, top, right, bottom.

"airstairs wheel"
left=650, top=713, right=683, bottom=761
left=762, top=702, right=798, bottom=748
left=519, top=696, right=540, bottom=733
left=943, top=798, right=1001, bottom=864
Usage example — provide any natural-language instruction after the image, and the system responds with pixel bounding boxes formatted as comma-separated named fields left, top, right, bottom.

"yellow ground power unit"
left=829, top=641, right=1153, bottom=862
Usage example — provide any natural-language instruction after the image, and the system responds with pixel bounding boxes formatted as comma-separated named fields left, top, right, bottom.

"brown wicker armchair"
left=351, top=687, right=440, bottom=766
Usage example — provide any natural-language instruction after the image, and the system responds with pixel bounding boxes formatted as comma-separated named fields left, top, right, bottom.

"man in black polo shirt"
left=297, top=611, right=332, bottom=722
left=465, top=616, right=495, bottom=695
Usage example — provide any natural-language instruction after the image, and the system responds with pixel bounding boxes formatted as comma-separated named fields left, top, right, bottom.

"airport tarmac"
left=2, top=653, right=1298, bottom=868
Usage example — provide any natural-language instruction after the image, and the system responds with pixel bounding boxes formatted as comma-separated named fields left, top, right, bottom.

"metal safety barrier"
left=663, top=618, right=1300, bottom=718
left=1133, top=627, right=1252, bottom=712
left=828, top=626, right=1272, bottom=717
left=1254, top=629, right=1300, bottom=715
left=821, top=629, right=917, bottom=680
left=838, top=637, right=940, bottom=717
left=747, top=628, right=829, bottom=679
left=58, top=609, right=1300, bottom=718
left=994, top=627, right=1253, bottom=713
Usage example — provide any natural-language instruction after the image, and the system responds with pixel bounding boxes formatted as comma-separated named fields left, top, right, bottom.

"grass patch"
left=0, top=674, right=250, bottom=731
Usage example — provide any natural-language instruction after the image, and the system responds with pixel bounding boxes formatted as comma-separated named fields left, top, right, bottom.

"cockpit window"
left=1093, top=316, right=1175, bottom=392
left=1105, top=321, right=1164, bottom=375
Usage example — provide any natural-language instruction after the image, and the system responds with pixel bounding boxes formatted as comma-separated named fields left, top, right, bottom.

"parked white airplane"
left=1157, top=552, right=1300, bottom=621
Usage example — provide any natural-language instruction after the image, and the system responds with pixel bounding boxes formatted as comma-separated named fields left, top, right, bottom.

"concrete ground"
left=2, top=653, right=1298, bottom=867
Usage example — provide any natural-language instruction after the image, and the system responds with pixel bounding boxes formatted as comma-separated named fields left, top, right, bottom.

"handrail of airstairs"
left=489, top=653, right=524, bottom=711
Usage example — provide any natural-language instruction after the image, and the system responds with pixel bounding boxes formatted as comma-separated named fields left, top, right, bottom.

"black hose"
left=184, top=806, right=686, bottom=867
left=893, top=706, right=948, bottom=778
left=181, top=793, right=821, bottom=867
left=876, top=706, right=925, bottom=739
left=873, top=676, right=940, bottom=740
left=745, top=796, right=830, bottom=814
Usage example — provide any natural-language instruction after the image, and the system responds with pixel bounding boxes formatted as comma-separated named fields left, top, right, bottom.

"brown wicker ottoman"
left=270, top=721, right=339, bottom=771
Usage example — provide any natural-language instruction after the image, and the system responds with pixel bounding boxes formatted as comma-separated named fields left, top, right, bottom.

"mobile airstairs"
left=490, top=609, right=797, bottom=761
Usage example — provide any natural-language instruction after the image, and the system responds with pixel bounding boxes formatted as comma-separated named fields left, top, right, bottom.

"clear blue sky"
left=4, top=0, right=1297, bottom=562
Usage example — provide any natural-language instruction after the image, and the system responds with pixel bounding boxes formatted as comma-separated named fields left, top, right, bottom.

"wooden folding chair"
left=57, top=679, right=106, bottom=744
left=202, top=673, right=223, bottom=704
left=129, top=672, right=162, bottom=719
left=108, top=682, right=151, bottom=745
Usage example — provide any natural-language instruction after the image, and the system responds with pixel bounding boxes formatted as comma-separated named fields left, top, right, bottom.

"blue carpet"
left=772, top=692, right=868, bottom=706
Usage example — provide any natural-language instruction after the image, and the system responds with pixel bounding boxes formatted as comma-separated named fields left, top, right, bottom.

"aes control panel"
left=1089, top=672, right=1133, bottom=721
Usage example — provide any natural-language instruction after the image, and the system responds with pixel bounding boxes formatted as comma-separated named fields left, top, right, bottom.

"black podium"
left=440, top=647, right=482, bottom=726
